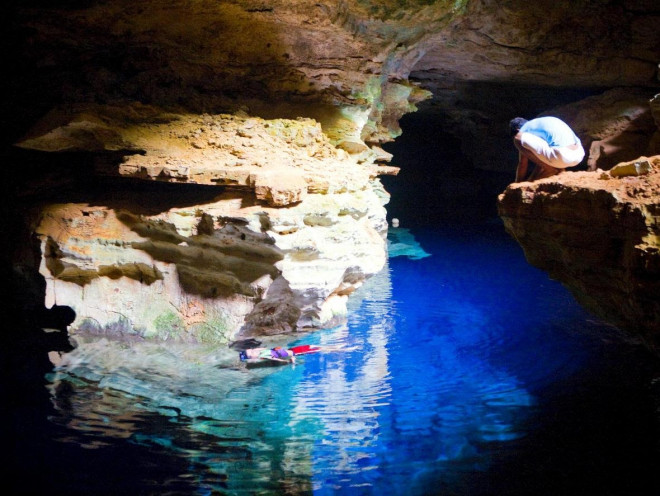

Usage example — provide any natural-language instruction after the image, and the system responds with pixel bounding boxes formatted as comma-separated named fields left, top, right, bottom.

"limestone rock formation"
left=4, top=0, right=660, bottom=343
left=25, top=104, right=389, bottom=341
left=10, top=1, right=659, bottom=166
left=498, top=157, right=660, bottom=347
left=16, top=103, right=393, bottom=207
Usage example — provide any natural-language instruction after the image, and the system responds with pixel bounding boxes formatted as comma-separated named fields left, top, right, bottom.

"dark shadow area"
left=407, top=325, right=660, bottom=496
left=410, top=80, right=606, bottom=122
left=3, top=147, right=239, bottom=214
left=404, top=80, right=608, bottom=180
left=2, top=0, right=327, bottom=138
left=381, top=110, right=512, bottom=228
left=0, top=257, right=77, bottom=492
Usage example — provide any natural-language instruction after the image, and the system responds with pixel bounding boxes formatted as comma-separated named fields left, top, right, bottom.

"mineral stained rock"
left=7, top=0, right=660, bottom=344
left=29, top=106, right=390, bottom=342
left=498, top=157, right=660, bottom=348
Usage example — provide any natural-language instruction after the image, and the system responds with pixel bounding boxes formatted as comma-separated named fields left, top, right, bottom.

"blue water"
left=8, top=219, right=660, bottom=495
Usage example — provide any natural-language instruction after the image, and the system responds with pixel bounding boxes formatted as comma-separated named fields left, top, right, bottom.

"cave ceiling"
left=3, top=1, right=660, bottom=338
left=5, top=0, right=660, bottom=157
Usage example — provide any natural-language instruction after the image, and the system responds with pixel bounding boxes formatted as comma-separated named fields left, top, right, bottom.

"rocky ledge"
left=498, top=157, right=660, bottom=348
left=20, top=103, right=394, bottom=342
left=6, top=0, right=660, bottom=347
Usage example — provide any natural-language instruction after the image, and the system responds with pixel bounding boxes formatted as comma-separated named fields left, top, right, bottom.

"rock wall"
left=9, top=1, right=659, bottom=169
left=544, top=89, right=660, bottom=171
left=5, top=0, right=660, bottom=343
left=498, top=157, right=660, bottom=348
left=498, top=93, right=660, bottom=345
left=22, top=105, right=390, bottom=341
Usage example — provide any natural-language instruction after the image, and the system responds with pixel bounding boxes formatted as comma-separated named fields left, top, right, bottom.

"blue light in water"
left=259, top=223, right=602, bottom=494
left=42, top=221, right=654, bottom=495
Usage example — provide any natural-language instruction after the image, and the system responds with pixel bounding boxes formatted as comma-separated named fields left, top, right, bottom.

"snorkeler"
left=238, top=343, right=353, bottom=364
left=238, top=345, right=321, bottom=364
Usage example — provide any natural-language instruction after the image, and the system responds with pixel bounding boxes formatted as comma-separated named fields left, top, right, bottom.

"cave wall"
left=7, top=1, right=660, bottom=150
left=16, top=107, right=390, bottom=340
left=3, top=0, right=660, bottom=342
left=498, top=156, right=660, bottom=348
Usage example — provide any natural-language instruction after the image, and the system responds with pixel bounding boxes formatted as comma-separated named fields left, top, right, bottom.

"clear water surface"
left=10, top=217, right=659, bottom=496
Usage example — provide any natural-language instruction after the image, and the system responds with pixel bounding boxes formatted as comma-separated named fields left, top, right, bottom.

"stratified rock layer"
left=16, top=103, right=395, bottom=206
left=6, top=0, right=660, bottom=345
left=498, top=157, right=660, bottom=347
left=30, top=106, right=390, bottom=342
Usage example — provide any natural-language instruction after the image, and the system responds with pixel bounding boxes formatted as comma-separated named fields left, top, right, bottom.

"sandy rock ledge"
left=498, top=156, right=660, bottom=347
left=25, top=104, right=392, bottom=342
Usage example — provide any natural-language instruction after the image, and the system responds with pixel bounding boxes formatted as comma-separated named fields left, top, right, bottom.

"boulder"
left=498, top=157, right=660, bottom=348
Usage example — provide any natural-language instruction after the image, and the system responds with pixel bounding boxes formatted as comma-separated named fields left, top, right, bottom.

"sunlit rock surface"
left=30, top=106, right=390, bottom=341
left=17, top=103, right=394, bottom=207
left=5, top=0, right=660, bottom=344
left=498, top=157, right=660, bottom=347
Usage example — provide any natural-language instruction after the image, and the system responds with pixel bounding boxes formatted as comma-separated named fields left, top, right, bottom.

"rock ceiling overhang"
left=4, top=0, right=660, bottom=340
left=11, top=0, right=659, bottom=126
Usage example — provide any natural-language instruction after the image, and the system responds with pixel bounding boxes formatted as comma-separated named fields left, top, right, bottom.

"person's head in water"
left=509, top=117, right=528, bottom=137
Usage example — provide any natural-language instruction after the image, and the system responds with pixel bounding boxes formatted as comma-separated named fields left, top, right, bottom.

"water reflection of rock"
left=43, top=263, right=395, bottom=491
left=283, top=262, right=394, bottom=486
left=45, top=335, right=314, bottom=492
left=280, top=246, right=538, bottom=493
left=44, top=249, right=539, bottom=493
left=387, top=227, right=431, bottom=260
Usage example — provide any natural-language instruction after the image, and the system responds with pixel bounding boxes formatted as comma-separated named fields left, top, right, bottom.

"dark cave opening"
left=381, top=82, right=610, bottom=228
left=381, top=110, right=512, bottom=228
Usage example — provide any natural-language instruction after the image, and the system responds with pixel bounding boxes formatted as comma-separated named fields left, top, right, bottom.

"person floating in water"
left=509, top=116, right=585, bottom=182
left=239, top=345, right=321, bottom=364
left=238, top=343, right=352, bottom=364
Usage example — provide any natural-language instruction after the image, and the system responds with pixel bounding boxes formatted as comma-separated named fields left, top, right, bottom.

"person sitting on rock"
left=510, top=116, right=585, bottom=182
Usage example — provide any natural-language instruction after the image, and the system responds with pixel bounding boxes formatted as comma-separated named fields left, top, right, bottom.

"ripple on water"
left=39, top=225, right=660, bottom=495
